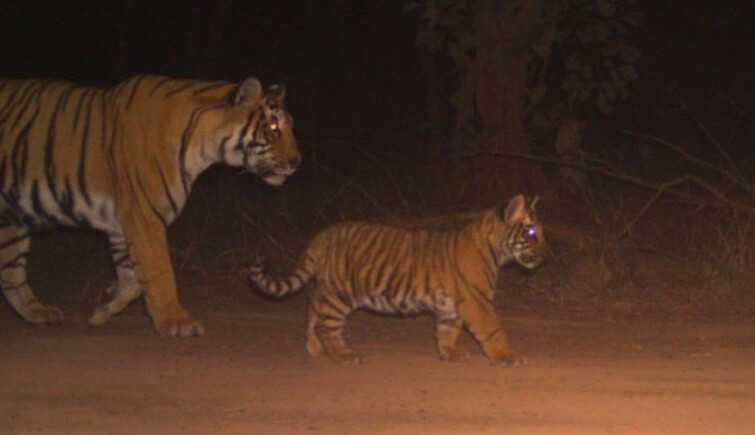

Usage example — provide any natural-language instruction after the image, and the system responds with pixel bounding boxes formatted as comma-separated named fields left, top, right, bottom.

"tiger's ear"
left=266, top=83, right=287, bottom=105
left=530, top=196, right=539, bottom=212
left=502, top=194, right=527, bottom=222
left=232, top=77, right=263, bottom=106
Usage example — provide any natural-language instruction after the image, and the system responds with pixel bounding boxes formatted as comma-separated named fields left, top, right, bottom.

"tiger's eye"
left=525, top=225, right=537, bottom=238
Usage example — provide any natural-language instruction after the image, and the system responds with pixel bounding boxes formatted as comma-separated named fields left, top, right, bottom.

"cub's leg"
left=305, top=300, right=323, bottom=356
left=433, top=293, right=469, bottom=362
left=459, top=298, right=526, bottom=366
left=89, top=232, right=143, bottom=326
left=0, top=224, right=63, bottom=324
left=120, top=209, right=204, bottom=337
left=309, top=285, right=361, bottom=364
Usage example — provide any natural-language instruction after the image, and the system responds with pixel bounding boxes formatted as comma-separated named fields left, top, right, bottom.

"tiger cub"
left=249, top=194, right=548, bottom=365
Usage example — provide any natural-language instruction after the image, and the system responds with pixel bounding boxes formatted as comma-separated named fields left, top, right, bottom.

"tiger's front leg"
left=121, top=211, right=204, bottom=338
left=459, top=298, right=526, bottom=367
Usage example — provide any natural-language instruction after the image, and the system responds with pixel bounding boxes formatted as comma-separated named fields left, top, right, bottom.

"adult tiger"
left=0, top=75, right=300, bottom=337
left=249, top=195, right=548, bottom=365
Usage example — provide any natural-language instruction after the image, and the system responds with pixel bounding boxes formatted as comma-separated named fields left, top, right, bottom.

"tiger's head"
left=223, top=77, right=301, bottom=186
left=493, top=194, right=550, bottom=270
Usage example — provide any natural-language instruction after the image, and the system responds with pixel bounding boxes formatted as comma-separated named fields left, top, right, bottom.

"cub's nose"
left=288, top=156, right=301, bottom=168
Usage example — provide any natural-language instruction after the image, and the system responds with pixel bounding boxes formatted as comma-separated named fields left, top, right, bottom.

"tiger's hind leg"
left=434, top=293, right=469, bottom=362
left=89, top=232, right=143, bottom=326
left=305, top=301, right=323, bottom=357
left=0, top=225, right=63, bottom=324
left=308, top=286, right=361, bottom=365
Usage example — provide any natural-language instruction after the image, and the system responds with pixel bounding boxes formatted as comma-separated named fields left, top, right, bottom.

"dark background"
left=2, top=1, right=751, bottom=148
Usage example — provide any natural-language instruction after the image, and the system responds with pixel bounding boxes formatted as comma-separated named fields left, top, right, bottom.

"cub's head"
left=497, top=194, right=549, bottom=270
left=224, top=77, right=301, bottom=186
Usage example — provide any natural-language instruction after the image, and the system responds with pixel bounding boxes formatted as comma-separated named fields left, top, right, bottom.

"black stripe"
left=44, top=84, right=76, bottom=204
left=77, top=90, right=97, bottom=206
left=124, top=75, right=148, bottom=111
left=98, top=86, right=109, bottom=149
left=58, top=178, right=78, bottom=223
left=0, top=81, right=35, bottom=123
left=11, top=102, right=41, bottom=190
left=481, top=328, right=503, bottom=343
left=30, top=180, right=53, bottom=224
left=215, top=135, right=231, bottom=162
left=190, top=82, right=228, bottom=97
left=9, top=81, right=43, bottom=130
left=153, top=158, right=178, bottom=216
left=178, top=104, right=222, bottom=192
left=72, top=88, right=92, bottom=131
left=0, top=232, right=29, bottom=251
left=148, top=76, right=175, bottom=96
left=0, top=255, right=27, bottom=269
left=234, top=110, right=258, bottom=152
left=163, top=80, right=199, bottom=97
left=135, top=174, right=167, bottom=227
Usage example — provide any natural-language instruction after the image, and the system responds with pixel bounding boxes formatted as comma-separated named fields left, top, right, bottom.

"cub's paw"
left=489, top=352, right=527, bottom=367
left=439, top=346, right=471, bottom=362
left=328, top=349, right=364, bottom=365
left=155, top=316, right=205, bottom=338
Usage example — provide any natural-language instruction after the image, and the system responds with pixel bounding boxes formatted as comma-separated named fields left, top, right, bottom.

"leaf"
left=618, top=65, right=638, bottom=81
left=596, top=0, right=617, bottom=18
left=619, top=44, right=641, bottom=62
left=414, top=29, right=445, bottom=53
left=622, top=11, right=645, bottom=27
left=402, top=1, right=424, bottom=13
left=565, top=53, right=582, bottom=71
left=447, top=40, right=470, bottom=66
left=596, top=90, right=614, bottom=113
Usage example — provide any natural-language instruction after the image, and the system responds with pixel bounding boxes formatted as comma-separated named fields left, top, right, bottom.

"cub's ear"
left=502, top=194, right=527, bottom=222
left=232, top=77, right=263, bottom=106
left=266, top=83, right=287, bottom=105
left=530, top=196, right=539, bottom=212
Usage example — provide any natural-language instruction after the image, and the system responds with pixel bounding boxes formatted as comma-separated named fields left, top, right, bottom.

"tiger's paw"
left=154, top=316, right=205, bottom=338
left=88, top=306, right=112, bottom=326
left=489, top=351, right=527, bottom=367
left=439, top=346, right=471, bottom=362
left=24, top=305, right=64, bottom=325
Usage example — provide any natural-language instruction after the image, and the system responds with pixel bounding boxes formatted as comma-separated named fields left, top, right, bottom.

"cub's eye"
left=525, top=224, right=538, bottom=239
left=269, top=122, right=279, bottom=132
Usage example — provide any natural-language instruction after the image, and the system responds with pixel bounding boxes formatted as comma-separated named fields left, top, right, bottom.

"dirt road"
left=2, top=287, right=754, bottom=435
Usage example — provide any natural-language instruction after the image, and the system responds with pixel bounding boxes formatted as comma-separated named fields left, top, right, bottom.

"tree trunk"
left=455, top=0, right=547, bottom=194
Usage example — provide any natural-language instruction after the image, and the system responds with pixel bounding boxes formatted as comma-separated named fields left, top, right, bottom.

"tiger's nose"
left=288, top=156, right=301, bottom=168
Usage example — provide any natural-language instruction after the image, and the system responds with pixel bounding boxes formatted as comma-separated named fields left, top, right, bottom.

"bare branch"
left=465, top=151, right=755, bottom=219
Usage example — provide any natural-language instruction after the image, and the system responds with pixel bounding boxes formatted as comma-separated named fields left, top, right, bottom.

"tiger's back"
left=250, top=194, right=548, bottom=365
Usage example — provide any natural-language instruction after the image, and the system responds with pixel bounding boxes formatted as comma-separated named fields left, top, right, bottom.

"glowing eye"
left=269, top=123, right=279, bottom=131
left=525, top=225, right=537, bottom=239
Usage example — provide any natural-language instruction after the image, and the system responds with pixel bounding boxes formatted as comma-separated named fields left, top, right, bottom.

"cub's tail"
left=248, top=256, right=313, bottom=297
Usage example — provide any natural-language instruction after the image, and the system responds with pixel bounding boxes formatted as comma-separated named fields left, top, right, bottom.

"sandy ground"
left=2, top=283, right=755, bottom=435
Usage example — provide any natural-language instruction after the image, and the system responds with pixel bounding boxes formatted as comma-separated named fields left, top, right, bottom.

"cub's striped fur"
left=0, top=75, right=300, bottom=336
left=249, top=195, right=547, bottom=365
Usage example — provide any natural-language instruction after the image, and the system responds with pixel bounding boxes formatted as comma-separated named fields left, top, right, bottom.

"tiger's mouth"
left=252, top=163, right=297, bottom=186
left=514, top=251, right=545, bottom=270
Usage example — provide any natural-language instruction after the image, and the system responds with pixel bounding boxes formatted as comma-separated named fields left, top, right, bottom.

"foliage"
left=404, top=0, right=644, bottom=117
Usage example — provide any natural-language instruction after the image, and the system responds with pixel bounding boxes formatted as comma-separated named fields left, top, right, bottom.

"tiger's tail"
left=248, top=255, right=314, bottom=298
